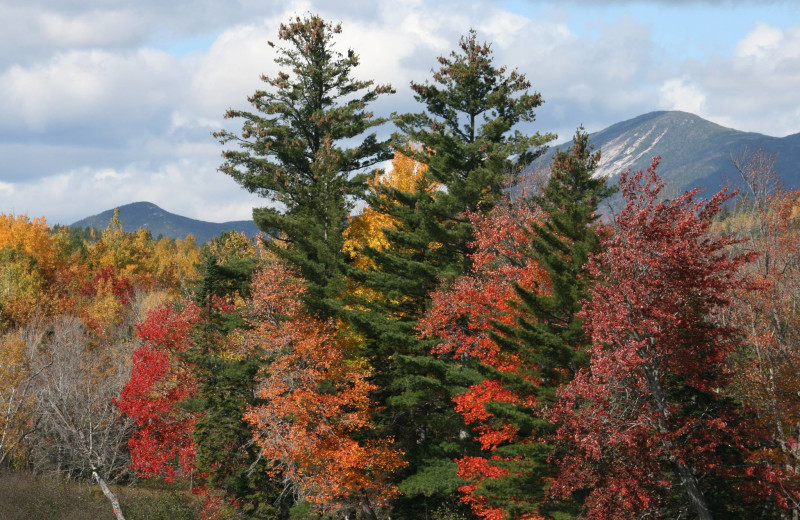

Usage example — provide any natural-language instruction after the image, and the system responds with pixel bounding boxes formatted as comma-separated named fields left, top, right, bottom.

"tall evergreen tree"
left=215, top=14, right=394, bottom=318
left=501, top=128, right=615, bottom=400
left=184, top=235, right=289, bottom=518
left=346, top=31, right=553, bottom=517
left=448, top=129, right=616, bottom=518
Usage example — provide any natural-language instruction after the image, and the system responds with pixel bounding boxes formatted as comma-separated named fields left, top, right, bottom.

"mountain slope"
left=71, top=202, right=261, bottom=244
left=530, top=111, right=800, bottom=202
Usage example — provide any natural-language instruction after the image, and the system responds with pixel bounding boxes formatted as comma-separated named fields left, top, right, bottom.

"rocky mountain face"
left=529, top=111, right=800, bottom=205
left=71, top=201, right=261, bottom=244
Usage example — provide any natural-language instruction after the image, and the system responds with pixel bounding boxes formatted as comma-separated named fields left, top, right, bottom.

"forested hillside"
left=2, top=13, right=800, bottom=520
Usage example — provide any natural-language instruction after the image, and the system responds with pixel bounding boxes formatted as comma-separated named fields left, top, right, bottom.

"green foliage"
left=216, top=14, right=394, bottom=318
left=396, top=459, right=463, bottom=498
left=477, top=129, right=614, bottom=517
left=346, top=29, right=553, bottom=517
left=288, top=500, right=321, bottom=520
left=498, top=128, right=616, bottom=399
left=184, top=237, right=288, bottom=518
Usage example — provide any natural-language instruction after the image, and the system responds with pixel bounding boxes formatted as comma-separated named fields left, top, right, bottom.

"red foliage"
left=420, top=199, right=548, bottom=518
left=422, top=198, right=544, bottom=377
left=549, top=158, right=797, bottom=518
left=116, top=303, right=200, bottom=482
left=80, top=265, right=134, bottom=305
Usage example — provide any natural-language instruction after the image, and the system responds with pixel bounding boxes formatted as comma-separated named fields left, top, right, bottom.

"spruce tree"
left=477, top=129, right=615, bottom=517
left=346, top=31, right=553, bottom=517
left=184, top=235, right=289, bottom=518
left=215, top=14, right=393, bottom=318
left=502, top=128, right=616, bottom=398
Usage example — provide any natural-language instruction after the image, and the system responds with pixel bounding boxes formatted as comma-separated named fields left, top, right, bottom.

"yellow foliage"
left=152, top=236, right=201, bottom=293
left=204, top=231, right=258, bottom=261
left=83, top=277, right=123, bottom=335
left=0, top=257, right=45, bottom=328
left=342, top=151, right=431, bottom=270
left=0, top=214, right=57, bottom=274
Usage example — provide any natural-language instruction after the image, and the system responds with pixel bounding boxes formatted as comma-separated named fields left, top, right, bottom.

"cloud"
left=669, top=22, right=800, bottom=136
left=659, top=78, right=707, bottom=114
left=0, top=48, right=181, bottom=140
left=520, top=0, right=793, bottom=4
left=1, top=0, right=799, bottom=225
left=6, top=156, right=264, bottom=225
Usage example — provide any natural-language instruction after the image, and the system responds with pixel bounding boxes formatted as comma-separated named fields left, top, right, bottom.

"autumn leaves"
left=3, top=11, right=800, bottom=520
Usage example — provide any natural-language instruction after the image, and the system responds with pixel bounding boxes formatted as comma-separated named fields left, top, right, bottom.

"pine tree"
left=455, top=129, right=616, bottom=518
left=346, top=31, right=553, bottom=517
left=215, top=14, right=394, bottom=318
left=418, top=131, right=615, bottom=519
left=501, top=128, right=616, bottom=400
left=184, top=236, right=288, bottom=518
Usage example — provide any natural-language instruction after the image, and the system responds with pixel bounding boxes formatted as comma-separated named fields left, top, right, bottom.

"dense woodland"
left=3, top=13, right=800, bottom=520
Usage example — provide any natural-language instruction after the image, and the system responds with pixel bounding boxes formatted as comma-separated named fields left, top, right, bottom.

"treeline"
left=2, top=12, right=800, bottom=520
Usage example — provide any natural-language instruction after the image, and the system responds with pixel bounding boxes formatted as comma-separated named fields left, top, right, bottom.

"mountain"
left=529, top=111, right=800, bottom=205
left=70, top=202, right=262, bottom=244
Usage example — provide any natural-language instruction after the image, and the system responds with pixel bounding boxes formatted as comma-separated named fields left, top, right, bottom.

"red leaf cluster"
left=549, top=158, right=795, bottom=518
left=116, top=304, right=200, bottom=482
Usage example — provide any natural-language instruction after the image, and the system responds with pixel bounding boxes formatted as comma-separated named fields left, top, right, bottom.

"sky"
left=1, top=0, right=799, bottom=225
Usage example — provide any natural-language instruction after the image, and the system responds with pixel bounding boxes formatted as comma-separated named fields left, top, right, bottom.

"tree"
left=0, top=214, right=60, bottom=329
left=718, top=147, right=800, bottom=513
left=184, top=242, right=288, bottom=519
left=419, top=198, right=550, bottom=519
left=342, top=150, right=432, bottom=273
left=215, top=14, right=394, bottom=318
left=0, top=324, right=48, bottom=468
left=549, top=158, right=797, bottom=519
left=345, top=31, right=553, bottom=516
left=498, top=129, right=615, bottom=402
left=29, top=315, right=136, bottom=520
left=242, top=262, right=405, bottom=519
left=116, top=304, right=200, bottom=484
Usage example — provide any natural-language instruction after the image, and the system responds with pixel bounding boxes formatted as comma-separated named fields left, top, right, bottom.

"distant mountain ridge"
left=70, top=202, right=261, bottom=244
left=530, top=111, right=800, bottom=202
left=72, top=113, right=800, bottom=240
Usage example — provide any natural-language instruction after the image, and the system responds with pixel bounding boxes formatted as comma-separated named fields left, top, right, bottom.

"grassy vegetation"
left=0, top=472, right=201, bottom=520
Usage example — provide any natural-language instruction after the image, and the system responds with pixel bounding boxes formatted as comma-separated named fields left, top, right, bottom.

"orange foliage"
left=724, top=186, right=800, bottom=494
left=242, top=263, right=405, bottom=516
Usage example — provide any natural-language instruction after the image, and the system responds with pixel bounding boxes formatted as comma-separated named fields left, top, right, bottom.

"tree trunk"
left=92, top=469, right=125, bottom=520
left=359, top=494, right=379, bottom=520
left=642, top=361, right=714, bottom=520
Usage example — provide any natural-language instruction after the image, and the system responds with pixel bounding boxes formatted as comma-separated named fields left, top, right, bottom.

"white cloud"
left=38, top=9, right=148, bottom=47
left=678, top=22, right=800, bottom=136
left=736, top=21, right=784, bottom=60
left=0, top=48, right=180, bottom=134
left=7, top=157, right=264, bottom=225
left=1, top=0, right=799, bottom=226
left=659, top=78, right=707, bottom=114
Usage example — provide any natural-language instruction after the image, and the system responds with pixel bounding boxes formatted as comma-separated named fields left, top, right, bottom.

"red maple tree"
left=116, top=303, right=200, bottom=482
left=549, top=158, right=798, bottom=519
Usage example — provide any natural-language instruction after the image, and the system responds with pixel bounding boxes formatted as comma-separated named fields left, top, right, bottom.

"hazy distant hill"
left=530, top=111, right=800, bottom=206
left=71, top=202, right=262, bottom=244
